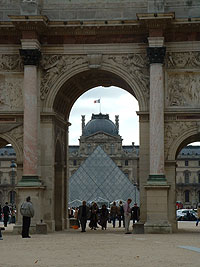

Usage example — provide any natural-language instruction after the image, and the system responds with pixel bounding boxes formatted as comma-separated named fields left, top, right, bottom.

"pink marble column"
left=147, top=45, right=166, bottom=181
left=20, top=49, right=41, bottom=178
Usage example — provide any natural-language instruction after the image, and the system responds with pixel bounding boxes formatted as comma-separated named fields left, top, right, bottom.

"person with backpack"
left=20, top=196, right=34, bottom=238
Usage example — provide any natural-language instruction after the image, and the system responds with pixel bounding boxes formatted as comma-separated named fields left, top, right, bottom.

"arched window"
left=73, top=160, right=77, bottom=166
left=110, top=144, right=115, bottom=155
left=185, top=190, right=190, bottom=202
left=184, top=171, right=190, bottom=184
left=125, top=160, right=128, bottom=166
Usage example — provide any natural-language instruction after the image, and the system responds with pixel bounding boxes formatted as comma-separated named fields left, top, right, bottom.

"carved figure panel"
left=40, top=55, right=88, bottom=100
left=166, top=52, right=200, bottom=69
left=166, top=72, right=200, bottom=107
left=0, top=55, right=22, bottom=72
left=0, top=75, right=23, bottom=111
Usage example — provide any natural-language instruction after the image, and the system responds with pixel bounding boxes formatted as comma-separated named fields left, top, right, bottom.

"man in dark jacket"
left=78, top=201, right=90, bottom=232
left=132, top=203, right=140, bottom=224
left=3, top=202, right=10, bottom=227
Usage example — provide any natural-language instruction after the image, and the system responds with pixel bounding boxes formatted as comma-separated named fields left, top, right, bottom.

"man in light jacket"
left=20, top=196, right=34, bottom=238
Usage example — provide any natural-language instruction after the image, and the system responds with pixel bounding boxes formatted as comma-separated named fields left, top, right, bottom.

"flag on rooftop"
left=94, top=99, right=100, bottom=103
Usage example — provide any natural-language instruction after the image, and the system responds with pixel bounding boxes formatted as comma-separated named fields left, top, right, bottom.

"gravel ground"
left=1, top=221, right=200, bottom=267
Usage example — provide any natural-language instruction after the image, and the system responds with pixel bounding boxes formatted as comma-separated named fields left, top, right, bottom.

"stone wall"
left=0, top=0, right=200, bottom=21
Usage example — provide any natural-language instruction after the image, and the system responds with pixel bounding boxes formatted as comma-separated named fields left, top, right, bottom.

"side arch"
left=0, top=133, right=23, bottom=164
left=167, top=125, right=200, bottom=161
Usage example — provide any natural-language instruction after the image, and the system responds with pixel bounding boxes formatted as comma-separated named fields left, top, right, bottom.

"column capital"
left=19, top=49, right=41, bottom=66
left=147, top=47, right=166, bottom=64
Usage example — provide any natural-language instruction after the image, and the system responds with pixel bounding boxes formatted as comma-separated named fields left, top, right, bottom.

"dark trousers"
left=22, top=216, right=31, bottom=238
left=4, top=215, right=9, bottom=227
left=80, top=217, right=87, bottom=231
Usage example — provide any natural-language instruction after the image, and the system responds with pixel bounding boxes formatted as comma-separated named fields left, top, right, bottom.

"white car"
left=176, top=209, right=197, bottom=221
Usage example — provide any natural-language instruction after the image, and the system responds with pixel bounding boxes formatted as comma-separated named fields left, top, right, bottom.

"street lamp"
left=133, top=182, right=138, bottom=204
left=10, top=160, right=16, bottom=209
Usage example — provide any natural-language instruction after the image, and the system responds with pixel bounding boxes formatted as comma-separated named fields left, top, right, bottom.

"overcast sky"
left=69, top=86, right=139, bottom=145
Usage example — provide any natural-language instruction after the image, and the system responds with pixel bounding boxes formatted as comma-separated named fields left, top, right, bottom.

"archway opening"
left=176, top=138, right=200, bottom=230
left=0, top=138, right=17, bottom=224
left=51, top=68, right=144, bottom=231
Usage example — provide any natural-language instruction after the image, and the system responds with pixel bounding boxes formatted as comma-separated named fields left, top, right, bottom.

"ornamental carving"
left=0, top=55, right=22, bottom=71
left=166, top=52, right=200, bottom=69
left=9, top=124, right=23, bottom=152
left=40, top=55, right=87, bottom=100
left=0, top=77, right=23, bottom=110
left=104, top=54, right=150, bottom=98
left=166, top=72, right=200, bottom=107
left=165, top=121, right=198, bottom=157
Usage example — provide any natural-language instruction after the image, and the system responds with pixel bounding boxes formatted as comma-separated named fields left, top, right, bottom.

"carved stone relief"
left=3, top=124, right=24, bottom=152
left=104, top=54, right=150, bottom=99
left=40, top=53, right=150, bottom=101
left=40, top=55, right=88, bottom=100
left=0, top=75, right=23, bottom=110
left=166, top=52, right=200, bottom=69
left=164, top=121, right=198, bottom=157
left=166, top=72, right=200, bottom=107
left=0, top=55, right=23, bottom=72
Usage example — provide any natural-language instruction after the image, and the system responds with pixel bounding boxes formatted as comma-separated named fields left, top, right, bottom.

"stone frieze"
left=166, top=52, right=200, bottom=69
left=0, top=55, right=23, bottom=72
left=166, top=72, right=200, bottom=107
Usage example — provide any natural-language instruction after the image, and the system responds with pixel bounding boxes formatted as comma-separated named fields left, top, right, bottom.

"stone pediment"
left=84, top=132, right=120, bottom=142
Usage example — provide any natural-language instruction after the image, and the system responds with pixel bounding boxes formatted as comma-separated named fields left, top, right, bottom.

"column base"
left=144, top=222, right=172, bottom=234
left=17, top=175, right=43, bottom=187
left=148, top=174, right=167, bottom=185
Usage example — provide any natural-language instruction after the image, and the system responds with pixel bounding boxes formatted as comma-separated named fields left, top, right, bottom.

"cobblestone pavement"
left=1, top=222, right=200, bottom=267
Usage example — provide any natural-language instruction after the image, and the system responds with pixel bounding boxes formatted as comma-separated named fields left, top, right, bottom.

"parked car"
left=176, top=209, right=197, bottom=221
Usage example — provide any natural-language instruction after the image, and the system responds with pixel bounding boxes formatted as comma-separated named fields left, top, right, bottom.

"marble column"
left=19, top=49, right=41, bottom=185
left=147, top=40, right=166, bottom=183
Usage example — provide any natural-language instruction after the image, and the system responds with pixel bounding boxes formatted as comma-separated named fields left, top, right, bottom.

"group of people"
left=76, top=199, right=140, bottom=234
left=0, top=196, right=34, bottom=240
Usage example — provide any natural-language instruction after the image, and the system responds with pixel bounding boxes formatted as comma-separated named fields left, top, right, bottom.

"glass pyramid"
left=69, top=146, right=139, bottom=206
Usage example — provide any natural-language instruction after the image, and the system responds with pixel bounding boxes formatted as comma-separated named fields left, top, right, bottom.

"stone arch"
left=0, top=134, right=23, bottom=164
left=167, top=125, right=200, bottom=161
left=42, top=58, right=148, bottom=116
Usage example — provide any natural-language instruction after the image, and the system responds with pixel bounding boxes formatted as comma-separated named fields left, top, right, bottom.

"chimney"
left=81, top=115, right=85, bottom=135
left=115, top=115, right=119, bottom=133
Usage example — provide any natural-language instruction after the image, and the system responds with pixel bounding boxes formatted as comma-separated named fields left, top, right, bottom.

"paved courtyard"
left=1, top=222, right=200, bottom=267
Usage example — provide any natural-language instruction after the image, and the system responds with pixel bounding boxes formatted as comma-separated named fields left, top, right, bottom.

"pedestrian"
left=110, top=201, right=119, bottom=228
left=78, top=201, right=90, bottom=232
left=3, top=202, right=10, bottom=227
left=20, top=196, right=34, bottom=238
left=123, top=198, right=132, bottom=234
left=118, top=200, right=125, bottom=228
left=196, top=204, right=200, bottom=226
left=99, top=204, right=109, bottom=230
left=89, top=202, right=98, bottom=230
left=131, top=203, right=140, bottom=224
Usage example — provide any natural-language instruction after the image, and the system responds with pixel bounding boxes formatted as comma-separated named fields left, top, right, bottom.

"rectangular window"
left=125, top=160, right=128, bottom=166
left=185, top=160, right=189, bottom=166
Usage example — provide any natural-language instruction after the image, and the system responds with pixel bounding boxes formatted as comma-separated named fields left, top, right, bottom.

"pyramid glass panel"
left=69, top=146, right=139, bottom=206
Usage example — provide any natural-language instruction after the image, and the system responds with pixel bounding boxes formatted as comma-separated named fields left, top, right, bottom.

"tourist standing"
left=110, top=201, right=119, bottom=228
left=124, top=198, right=132, bottom=234
left=20, top=196, right=34, bottom=238
left=3, top=202, right=10, bottom=227
left=99, top=204, right=109, bottom=230
left=89, top=202, right=98, bottom=230
left=196, top=204, right=200, bottom=226
left=132, top=203, right=140, bottom=224
left=78, top=201, right=90, bottom=232
left=118, top=200, right=125, bottom=228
